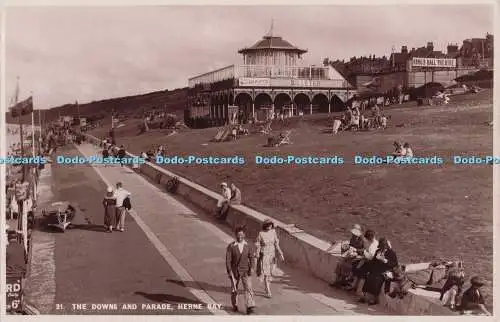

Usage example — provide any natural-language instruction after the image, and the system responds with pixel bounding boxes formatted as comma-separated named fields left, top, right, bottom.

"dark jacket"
left=349, top=235, right=364, bottom=250
left=226, top=241, right=255, bottom=278
left=368, top=248, right=398, bottom=274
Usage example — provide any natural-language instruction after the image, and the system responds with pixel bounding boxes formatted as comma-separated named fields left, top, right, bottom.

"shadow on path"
left=135, top=291, right=202, bottom=304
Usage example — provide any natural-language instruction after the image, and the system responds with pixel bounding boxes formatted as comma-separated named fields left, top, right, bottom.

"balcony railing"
left=188, top=65, right=338, bottom=87
left=188, top=65, right=235, bottom=88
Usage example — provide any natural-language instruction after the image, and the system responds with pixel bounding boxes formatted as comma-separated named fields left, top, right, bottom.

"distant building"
left=325, top=35, right=493, bottom=94
left=187, top=26, right=354, bottom=127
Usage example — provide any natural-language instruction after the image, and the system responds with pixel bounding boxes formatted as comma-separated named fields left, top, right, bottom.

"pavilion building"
left=186, top=27, right=355, bottom=127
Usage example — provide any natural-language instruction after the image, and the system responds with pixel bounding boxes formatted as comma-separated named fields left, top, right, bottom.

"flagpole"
left=31, top=93, right=37, bottom=203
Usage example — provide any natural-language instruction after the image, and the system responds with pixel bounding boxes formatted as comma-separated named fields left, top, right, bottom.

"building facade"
left=187, top=30, right=354, bottom=127
left=324, top=34, right=493, bottom=96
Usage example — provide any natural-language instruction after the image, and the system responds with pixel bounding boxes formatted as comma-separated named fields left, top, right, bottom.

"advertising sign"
left=6, top=276, right=23, bottom=313
left=238, top=78, right=271, bottom=87
left=270, top=79, right=345, bottom=88
left=412, top=57, right=456, bottom=68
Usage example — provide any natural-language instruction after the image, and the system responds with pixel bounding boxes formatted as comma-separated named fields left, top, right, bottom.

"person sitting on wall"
left=229, top=183, right=241, bottom=206
left=359, top=238, right=398, bottom=305
left=329, top=224, right=364, bottom=288
left=216, top=182, right=232, bottom=220
left=440, top=261, right=466, bottom=310
left=218, top=183, right=242, bottom=221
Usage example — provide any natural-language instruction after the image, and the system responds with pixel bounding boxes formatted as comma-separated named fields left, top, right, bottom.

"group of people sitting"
left=392, top=141, right=414, bottom=159
left=140, top=145, right=166, bottom=162
left=230, top=125, right=249, bottom=140
left=328, top=226, right=400, bottom=305
left=334, top=105, right=389, bottom=134
left=216, top=182, right=241, bottom=220
left=328, top=224, right=491, bottom=315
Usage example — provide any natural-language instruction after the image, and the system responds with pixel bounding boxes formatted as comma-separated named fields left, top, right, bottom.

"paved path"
left=26, top=145, right=209, bottom=315
left=67, top=142, right=390, bottom=315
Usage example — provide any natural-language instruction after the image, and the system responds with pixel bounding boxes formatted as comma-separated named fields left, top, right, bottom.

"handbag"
left=123, top=197, right=132, bottom=210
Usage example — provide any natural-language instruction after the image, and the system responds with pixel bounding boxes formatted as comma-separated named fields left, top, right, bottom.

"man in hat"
left=459, top=276, right=491, bottom=315
left=329, top=224, right=364, bottom=287
left=216, top=182, right=231, bottom=220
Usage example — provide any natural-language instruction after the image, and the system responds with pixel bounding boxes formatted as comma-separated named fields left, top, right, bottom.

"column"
left=252, top=102, right=255, bottom=121
left=310, top=103, right=313, bottom=115
left=328, top=101, right=331, bottom=114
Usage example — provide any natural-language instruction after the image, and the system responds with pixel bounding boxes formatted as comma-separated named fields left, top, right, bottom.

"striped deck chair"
left=277, top=130, right=292, bottom=146
left=260, top=121, right=272, bottom=134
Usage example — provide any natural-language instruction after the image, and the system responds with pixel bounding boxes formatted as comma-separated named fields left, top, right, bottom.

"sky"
left=6, top=5, right=494, bottom=109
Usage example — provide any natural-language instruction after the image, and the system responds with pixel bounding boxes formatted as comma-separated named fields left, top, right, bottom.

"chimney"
left=401, top=46, right=408, bottom=54
left=427, top=42, right=434, bottom=51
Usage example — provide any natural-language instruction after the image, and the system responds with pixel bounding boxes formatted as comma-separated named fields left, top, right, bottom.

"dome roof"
left=238, top=35, right=307, bottom=54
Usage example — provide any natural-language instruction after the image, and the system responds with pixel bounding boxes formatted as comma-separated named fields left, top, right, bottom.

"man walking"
left=226, top=226, right=256, bottom=315
left=114, top=182, right=131, bottom=232
left=117, top=145, right=126, bottom=167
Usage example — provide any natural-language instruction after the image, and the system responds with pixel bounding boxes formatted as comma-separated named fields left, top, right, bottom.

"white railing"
left=188, top=65, right=335, bottom=87
left=234, top=65, right=331, bottom=80
left=188, top=65, right=235, bottom=88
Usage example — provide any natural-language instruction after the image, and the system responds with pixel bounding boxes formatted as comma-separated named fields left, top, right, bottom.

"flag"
left=10, top=96, right=33, bottom=118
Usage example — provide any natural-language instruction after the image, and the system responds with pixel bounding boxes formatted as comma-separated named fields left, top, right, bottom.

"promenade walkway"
left=72, top=142, right=389, bottom=315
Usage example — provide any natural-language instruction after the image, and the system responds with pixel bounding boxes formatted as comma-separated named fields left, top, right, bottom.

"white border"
left=1, top=1, right=497, bottom=322
left=0, top=4, right=6, bottom=318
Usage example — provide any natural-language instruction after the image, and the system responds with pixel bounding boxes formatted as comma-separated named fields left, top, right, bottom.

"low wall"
left=83, top=134, right=453, bottom=315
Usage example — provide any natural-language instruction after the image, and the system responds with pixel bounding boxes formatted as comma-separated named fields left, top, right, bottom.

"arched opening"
left=293, top=93, right=311, bottom=116
left=312, top=93, right=329, bottom=114
left=274, top=93, right=292, bottom=117
left=254, top=93, right=272, bottom=122
left=330, top=95, right=346, bottom=112
left=234, top=92, right=253, bottom=124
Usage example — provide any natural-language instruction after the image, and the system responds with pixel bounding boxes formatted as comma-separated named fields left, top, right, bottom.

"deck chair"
left=277, top=130, right=292, bottom=146
left=212, top=128, right=226, bottom=141
left=260, top=121, right=272, bottom=134
left=332, top=119, right=342, bottom=135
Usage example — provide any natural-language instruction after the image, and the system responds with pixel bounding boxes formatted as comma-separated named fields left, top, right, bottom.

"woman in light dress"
left=255, top=219, right=285, bottom=298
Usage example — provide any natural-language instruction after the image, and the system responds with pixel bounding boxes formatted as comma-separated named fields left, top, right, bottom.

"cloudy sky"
left=6, top=5, right=493, bottom=109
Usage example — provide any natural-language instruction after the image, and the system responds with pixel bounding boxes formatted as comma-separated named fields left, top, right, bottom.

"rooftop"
left=238, top=22, right=307, bottom=54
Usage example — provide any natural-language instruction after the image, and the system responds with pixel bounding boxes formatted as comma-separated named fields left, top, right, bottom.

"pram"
left=41, top=201, right=77, bottom=232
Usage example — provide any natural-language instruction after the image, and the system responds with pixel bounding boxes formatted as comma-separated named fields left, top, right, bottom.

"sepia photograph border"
left=0, top=0, right=498, bottom=321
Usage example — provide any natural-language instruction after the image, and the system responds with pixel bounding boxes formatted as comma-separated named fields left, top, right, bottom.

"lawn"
left=89, top=90, right=494, bottom=307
